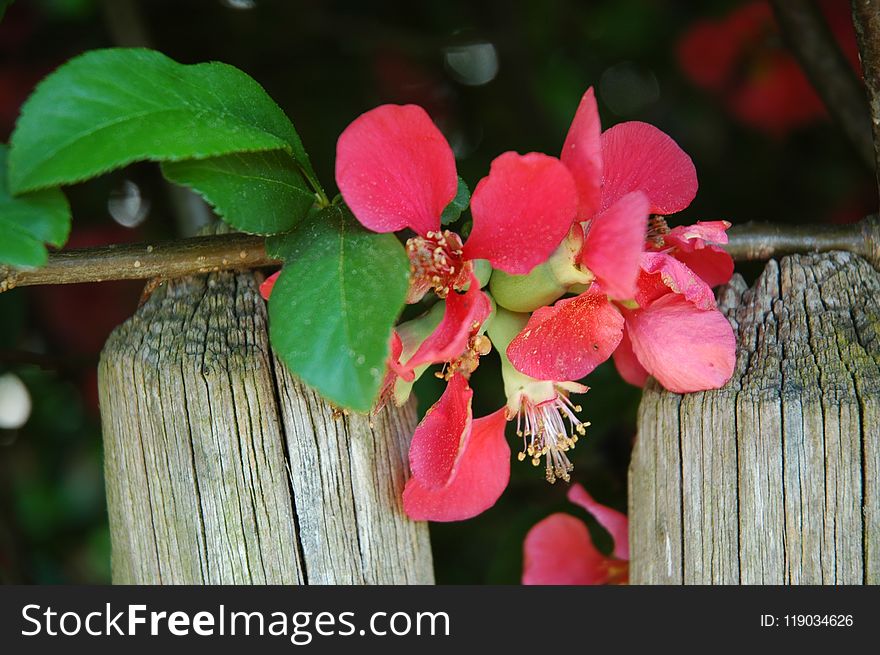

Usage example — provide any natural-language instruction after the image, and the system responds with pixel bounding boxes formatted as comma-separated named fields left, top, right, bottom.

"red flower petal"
left=522, top=513, right=611, bottom=585
left=403, top=407, right=510, bottom=522
left=386, top=330, right=415, bottom=383
left=612, top=327, right=649, bottom=387
left=600, top=121, right=698, bottom=215
left=663, top=220, right=734, bottom=287
left=637, top=252, right=716, bottom=310
left=335, top=104, right=457, bottom=235
left=465, top=151, right=578, bottom=275
left=407, top=374, right=473, bottom=489
left=664, top=220, right=731, bottom=249
left=567, top=483, right=629, bottom=560
left=579, top=190, right=649, bottom=300
left=674, top=246, right=734, bottom=288
left=561, top=87, right=603, bottom=220
left=625, top=293, right=736, bottom=393
left=259, top=271, right=280, bottom=301
left=402, top=277, right=491, bottom=373
left=506, top=286, right=624, bottom=381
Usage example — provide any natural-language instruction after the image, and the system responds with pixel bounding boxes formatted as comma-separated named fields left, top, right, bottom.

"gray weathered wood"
left=98, top=270, right=434, bottom=584
left=630, top=251, right=880, bottom=584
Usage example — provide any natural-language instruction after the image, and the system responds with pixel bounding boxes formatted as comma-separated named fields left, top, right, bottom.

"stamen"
left=438, top=332, right=492, bottom=381
left=647, top=215, right=669, bottom=248
left=513, top=389, right=589, bottom=483
left=405, top=230, right=470, bottom=302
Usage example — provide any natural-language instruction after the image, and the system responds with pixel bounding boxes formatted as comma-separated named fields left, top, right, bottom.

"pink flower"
left=492, top=87, right=692, bottom=309
left=505, top=88, right=736, bottom=393
left=336, top=104, right=579, bottom=372
left=611, top=252, right=736, bottom=392
left=522, top=483, right=629, bottom=585
left=650, top=219, right=734, bottom=288
left=566, top=87, right=697, bottom=301
left=491, top=308, right=590, bottom=485
left=403, top=308, right=591, bottom=520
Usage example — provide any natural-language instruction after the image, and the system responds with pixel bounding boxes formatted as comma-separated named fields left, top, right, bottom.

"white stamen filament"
left=515, top=391, right=590, bottom=483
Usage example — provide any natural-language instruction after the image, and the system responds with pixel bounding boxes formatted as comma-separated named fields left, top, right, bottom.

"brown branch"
left=0, top=233, right=279, bottom=293
left=725, top=215, right=879, bottom=268
left=771, top=0, right=875, bottom=169
left=851, top=0, right=880, bottom=195
left=1, top=217, right=878, bottom=293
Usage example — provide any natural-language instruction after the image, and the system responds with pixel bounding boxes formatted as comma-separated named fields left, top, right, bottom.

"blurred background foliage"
left=0, top=0, right=874, bottom=584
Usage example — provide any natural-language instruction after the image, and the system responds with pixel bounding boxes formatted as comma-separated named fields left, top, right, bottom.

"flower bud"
left=489, top=225, right=592, bottom=312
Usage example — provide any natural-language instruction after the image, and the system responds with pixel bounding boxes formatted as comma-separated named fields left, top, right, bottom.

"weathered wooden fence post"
left=630, top=251, right=879, bottom=584
left=97, top=270, right=434, bottom=584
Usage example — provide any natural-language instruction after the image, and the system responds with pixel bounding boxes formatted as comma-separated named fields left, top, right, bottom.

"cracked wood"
left=98, top=270, right=433, bottom=584
left=629, top=251, right=880, bottom=584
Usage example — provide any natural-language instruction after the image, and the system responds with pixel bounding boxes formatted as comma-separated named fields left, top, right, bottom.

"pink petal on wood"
left=626, top=293, right=736, bottom=393
left=665, top=220, right=731, bottom=249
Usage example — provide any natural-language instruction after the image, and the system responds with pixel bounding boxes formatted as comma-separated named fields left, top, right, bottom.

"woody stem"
left=1, top=216, right=879, bottom=294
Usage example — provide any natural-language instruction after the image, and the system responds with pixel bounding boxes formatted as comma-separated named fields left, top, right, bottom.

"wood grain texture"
left=630, top=251, right=880, bottom=584
left=98, top=270, right=433, bottom=584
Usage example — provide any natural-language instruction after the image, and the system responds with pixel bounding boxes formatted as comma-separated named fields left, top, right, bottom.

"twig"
left=725, top=215, right=879, bottom=267
left=851, top=0, right=880, bottom=194
left=0, top=233, right=278, bottom=293
left=1, top=217, right=878, bottom=293
left=770, top=0, right=875, bottom=169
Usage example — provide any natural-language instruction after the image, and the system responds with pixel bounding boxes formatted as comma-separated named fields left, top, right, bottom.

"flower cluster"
left=263, top=87, right=736, bottom=523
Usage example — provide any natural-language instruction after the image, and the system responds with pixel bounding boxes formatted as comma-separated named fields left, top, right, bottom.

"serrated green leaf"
left=9, top=48, right=321, bottom=195
left=440, top=176, right=470, bottom=225
left=0, top=144, right=70, bottom=268
left=161, top=151, right=315, bottom=235
left=268, top=206, right=410, bottom=412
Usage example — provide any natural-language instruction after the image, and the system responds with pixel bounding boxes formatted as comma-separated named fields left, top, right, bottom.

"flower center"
left=515, top=391, right=589, bottom=483
left=406, top=230, right=471, bottom=302
left=647, top=215, right=669, bottom=248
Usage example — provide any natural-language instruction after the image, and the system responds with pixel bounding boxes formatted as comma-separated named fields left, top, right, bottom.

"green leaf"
left=0, top=1, right=13, bottom=22
left=161, top=151, right=315, bottom=235
left=440, top=176, right=471, bottom=225
left=0, top=144, right=70, bottom=268
left=9, top=48, right=321, bottom=195
left=268, top=206, right=410, bottom=412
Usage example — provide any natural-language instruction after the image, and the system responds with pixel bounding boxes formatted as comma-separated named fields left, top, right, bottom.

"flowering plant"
left=264, top=87, right=736, bottom=521
left=2, top=47, right=736, bottom=527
